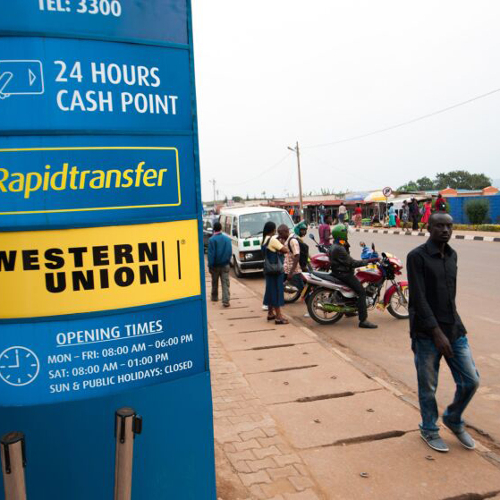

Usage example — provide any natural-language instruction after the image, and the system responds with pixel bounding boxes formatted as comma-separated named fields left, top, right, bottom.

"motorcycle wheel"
left=307, top=287, right=344, bottom=325
left=284, top=281, right=301, bottom=303
left=387, top=285, right=410, bottom=319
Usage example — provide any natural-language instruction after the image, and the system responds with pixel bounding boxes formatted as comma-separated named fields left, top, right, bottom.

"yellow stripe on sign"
left=0, top=220, right=201, bottom=319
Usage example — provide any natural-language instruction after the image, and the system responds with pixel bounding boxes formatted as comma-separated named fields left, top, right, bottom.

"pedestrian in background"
left=420, top=198, right=432, bottom=230
left=436, top=193, right=447, bottom=212
left=354, top=204, right=363, bottom=228
left=208, top=221, right=232, bottom=307
left=407, top=212, right=479, bottom=453
left=319, top=214, right=333, bottom=246
left=388, top=203, right=396, bottom=227
left=410, top=198, right=420, bottom=230
left=401, top=200, right=410, bottom=228
left=338, top=202, right=347, bottom=223
left=262, top=221, right=289, bottom=324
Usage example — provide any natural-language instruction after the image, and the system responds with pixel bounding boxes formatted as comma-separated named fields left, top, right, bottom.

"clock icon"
left=0, top=346, right=40, bottom=387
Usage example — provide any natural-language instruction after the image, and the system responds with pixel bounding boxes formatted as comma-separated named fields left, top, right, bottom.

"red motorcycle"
left=308, top=234, right=330, bottom=271
left=300, top=251, right=409, bottom=325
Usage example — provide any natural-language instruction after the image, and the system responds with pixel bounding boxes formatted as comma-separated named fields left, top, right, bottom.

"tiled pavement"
left=208, top=273, right=500, bottom=500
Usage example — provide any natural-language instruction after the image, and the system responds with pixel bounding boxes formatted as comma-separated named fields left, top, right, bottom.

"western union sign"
left=0, top=219, right=201, bottom=319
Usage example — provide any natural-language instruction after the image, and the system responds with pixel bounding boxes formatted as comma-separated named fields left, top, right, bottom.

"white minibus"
left=218, top=206, right=294, bottom=277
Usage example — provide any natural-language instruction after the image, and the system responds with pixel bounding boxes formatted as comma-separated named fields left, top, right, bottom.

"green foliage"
left=232, top=196, right=243, bottom=203
left=417, top=177, right=434, bottom=190
left=452, top=224, right=500, bottom=232
left=435, top=171, right=491, bottom=190
left=465, top=199, right=490, bottom=224
left=399, top=170, right=492, bottom=192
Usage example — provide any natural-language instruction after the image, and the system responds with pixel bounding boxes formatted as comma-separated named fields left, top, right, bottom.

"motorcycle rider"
left=329, top=224, right=379, bottom=329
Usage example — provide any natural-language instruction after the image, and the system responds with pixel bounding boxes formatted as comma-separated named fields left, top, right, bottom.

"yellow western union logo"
left=0, top=220, right=201, bottom=319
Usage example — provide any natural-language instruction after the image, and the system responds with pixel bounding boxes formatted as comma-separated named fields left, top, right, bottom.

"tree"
left=246, top=194, right=249, bottom=201
left=399, top=170, right=492, bottom=192
left=232, top=196, right=243, bottom=203
left=415, top=177, right=434, bottom=190
left=398, top=181, right=419, bottom=191
left=465, top=199, right=490, bottom=224
left=434, top=170, right=491, bottom=190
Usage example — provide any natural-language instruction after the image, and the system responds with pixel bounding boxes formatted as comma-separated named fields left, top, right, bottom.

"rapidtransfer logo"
left=0, top=161, right=169, bottom=199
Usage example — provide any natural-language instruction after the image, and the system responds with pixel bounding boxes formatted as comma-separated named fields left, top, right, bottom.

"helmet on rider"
left=331, top=223, right=348, bottom=243
left=294, top=220, right=308, bottom=238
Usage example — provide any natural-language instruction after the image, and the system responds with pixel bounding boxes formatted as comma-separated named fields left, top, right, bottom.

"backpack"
left=288, top=236, right=309, bottom=271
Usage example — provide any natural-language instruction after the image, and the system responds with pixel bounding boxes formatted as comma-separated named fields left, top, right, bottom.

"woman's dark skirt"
left=263, top=273, right=285, bottom=307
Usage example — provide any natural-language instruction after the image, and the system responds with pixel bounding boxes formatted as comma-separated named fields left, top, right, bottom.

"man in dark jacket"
left=409, top=198, right=420, bottom=230
left=407, top=212, right=479, bottom=453
left=208, top=221, right=233, bottom=307
left=328, top=224, right=378, bottom=329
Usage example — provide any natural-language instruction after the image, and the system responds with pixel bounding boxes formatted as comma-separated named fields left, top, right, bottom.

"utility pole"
left=209, top=179, right=216, bottom=211
left=288, top=141, right=304, bottom=219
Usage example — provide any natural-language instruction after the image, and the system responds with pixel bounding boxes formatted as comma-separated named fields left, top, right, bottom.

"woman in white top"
left=262, top=221, right=289, bottom=324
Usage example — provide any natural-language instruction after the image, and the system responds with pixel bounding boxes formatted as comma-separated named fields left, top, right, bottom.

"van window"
left=232, top=217, right=239, bottom=237
left=239, top=211, right=294, bottom=238
left=224, top=216, right=232, bottom=234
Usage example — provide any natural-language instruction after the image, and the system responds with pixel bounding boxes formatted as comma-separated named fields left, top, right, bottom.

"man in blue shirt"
left=208, top=221, right=233, bottom=307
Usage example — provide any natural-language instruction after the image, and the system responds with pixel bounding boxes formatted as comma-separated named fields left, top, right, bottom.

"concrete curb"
left=354, top=228, right=500, bottom=242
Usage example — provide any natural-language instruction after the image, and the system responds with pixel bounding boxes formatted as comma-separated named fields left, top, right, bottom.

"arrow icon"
left=29, top=69, right=36, bottom=86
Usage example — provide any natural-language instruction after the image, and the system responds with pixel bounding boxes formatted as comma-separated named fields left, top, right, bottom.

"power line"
left=304, top=86, right=500, bottom=149
left=218, top=152, right=292, bottom=186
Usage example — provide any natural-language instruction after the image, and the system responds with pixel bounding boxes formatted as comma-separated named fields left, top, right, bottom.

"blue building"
left=440, top=187, right=500, bottom=224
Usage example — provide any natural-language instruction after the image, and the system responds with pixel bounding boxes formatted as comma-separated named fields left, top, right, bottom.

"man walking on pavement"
left=407, top=212, right=479, bottom=453
left=208, top=221, right=232, bottom=307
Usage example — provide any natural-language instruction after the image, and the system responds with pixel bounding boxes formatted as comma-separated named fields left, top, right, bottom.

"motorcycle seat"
left=311, top=271, right=345, bottom=285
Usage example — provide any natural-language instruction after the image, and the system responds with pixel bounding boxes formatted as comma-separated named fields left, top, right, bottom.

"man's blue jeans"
left=412, top=335, right=480, bottom=434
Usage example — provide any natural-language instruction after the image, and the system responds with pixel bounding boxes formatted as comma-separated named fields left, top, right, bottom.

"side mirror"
left=308, top=234, right=315, bottom=240
left=232, top=229, right=238, bottom=237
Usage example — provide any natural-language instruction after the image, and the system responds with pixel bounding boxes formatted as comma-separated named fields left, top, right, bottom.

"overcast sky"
left=192, top=1, right=500, bottom=200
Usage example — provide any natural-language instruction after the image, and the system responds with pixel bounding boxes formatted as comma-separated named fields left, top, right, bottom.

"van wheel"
left=233, top=256, right=244, bottom=278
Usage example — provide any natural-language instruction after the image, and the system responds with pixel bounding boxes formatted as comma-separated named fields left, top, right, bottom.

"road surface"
left=232, top=230, right=500, bottom=446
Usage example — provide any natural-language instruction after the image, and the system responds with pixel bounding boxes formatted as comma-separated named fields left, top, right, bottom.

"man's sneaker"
left=359, top=320, right=378, bottom=329
left=420, top=431, right=449, bottom=453
left=211, top=298, right=218, bottom=302
left=442, top=418, right=475, bottom=450
left=223, top=303, right=230, bottom=308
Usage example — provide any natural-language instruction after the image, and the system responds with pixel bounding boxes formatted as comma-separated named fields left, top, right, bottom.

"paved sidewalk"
left=354, top=227, right=500, bottom=242
left=208, top=274, right=500, bottom=500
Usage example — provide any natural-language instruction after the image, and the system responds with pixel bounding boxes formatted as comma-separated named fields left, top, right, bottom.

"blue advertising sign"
left=0, top=0, right=216, bottom=498
left=0, top=0, right=189, bottom=46
left=0, top=299, right=205, bottom=406
left=0, top=37, right=192, bottom=134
